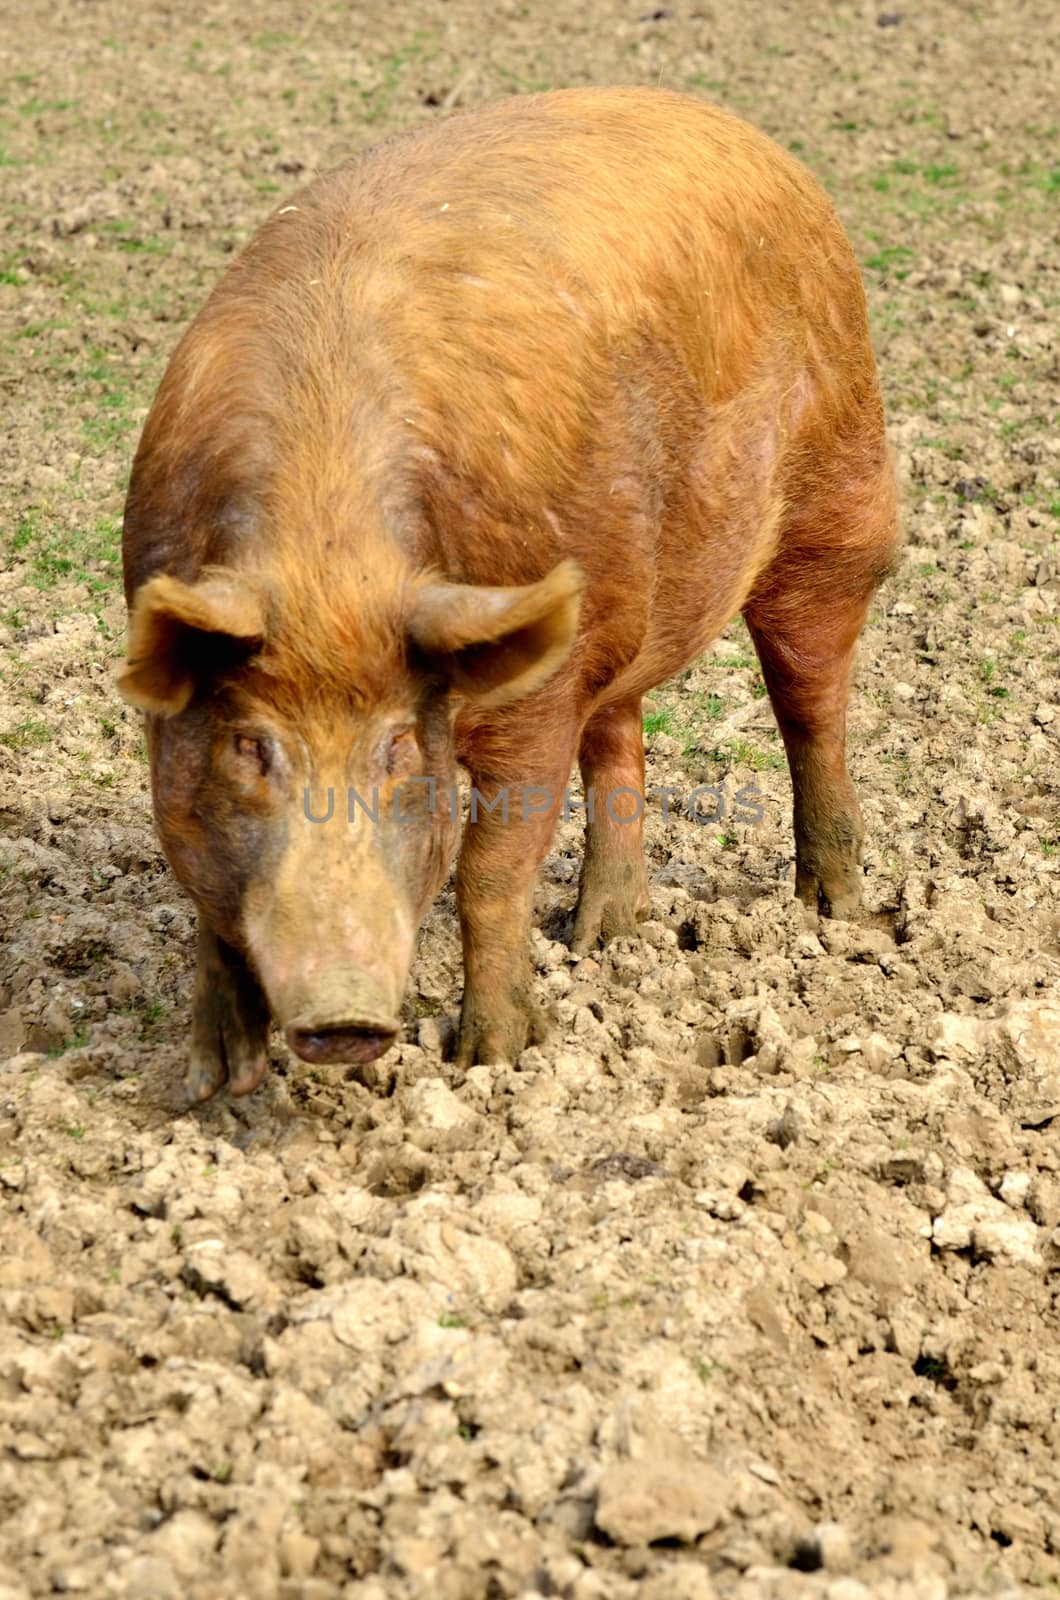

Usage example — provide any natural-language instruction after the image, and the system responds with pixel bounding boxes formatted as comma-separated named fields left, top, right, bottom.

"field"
left=1, top=1, right=1059, bottom=1595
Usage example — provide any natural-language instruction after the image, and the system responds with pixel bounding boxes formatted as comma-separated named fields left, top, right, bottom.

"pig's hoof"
left=796, top=872, right=862, bottom=922
left=570, top=881, right=649, bottom=956
left=227, top=1053, right=269, bottom=1096
left=453, top=996, right=546, bottom=1068
left=821, top=888, right=861, bottom=920
left=184, top=1049, right=228, bottom=1104
left=184, top=1037, right=269, bottom=1103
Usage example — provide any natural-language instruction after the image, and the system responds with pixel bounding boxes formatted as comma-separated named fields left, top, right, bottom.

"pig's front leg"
left=187, top=922, right=271, bottom=1102
left=454, top=754, right=574, bottom=1069
left=570, top=696, right=650, bottom=955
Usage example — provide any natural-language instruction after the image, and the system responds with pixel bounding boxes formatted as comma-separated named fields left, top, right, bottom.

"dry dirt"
left=1, top=1, right=1059, bottom=1596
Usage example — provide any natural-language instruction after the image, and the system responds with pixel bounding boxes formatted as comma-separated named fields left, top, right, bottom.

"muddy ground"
left=1, top=0, right=1059, bottom=1595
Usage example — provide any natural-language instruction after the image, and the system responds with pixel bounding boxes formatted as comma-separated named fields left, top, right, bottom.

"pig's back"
left=256, top=87, right=860, bottom=399
left=125, top=89, right=872, bottom=601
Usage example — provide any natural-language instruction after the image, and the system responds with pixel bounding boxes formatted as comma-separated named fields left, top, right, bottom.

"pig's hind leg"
left=187, top=922, right=271, bottom=1102
left=570, top=696, right=651, bottom=955
left=743, top=458, right=899, bottom=919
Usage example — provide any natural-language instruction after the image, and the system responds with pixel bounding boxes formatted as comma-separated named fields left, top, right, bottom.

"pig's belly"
left=594, top=496, right=783, bottom=709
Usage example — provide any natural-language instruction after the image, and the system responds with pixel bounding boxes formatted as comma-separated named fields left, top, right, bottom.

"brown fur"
left=121, top=87, right=900, bottom=1090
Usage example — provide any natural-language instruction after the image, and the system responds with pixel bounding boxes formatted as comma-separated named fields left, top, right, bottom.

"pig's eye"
left=385, top=728, right=417, bottom=777
left=234, top=734, right=270, bottom=775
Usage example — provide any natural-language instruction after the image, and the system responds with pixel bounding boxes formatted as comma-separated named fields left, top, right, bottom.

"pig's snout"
left=253, top=951, right=405, bottom=1067
left=285, top=1017, right=399, bottom=1065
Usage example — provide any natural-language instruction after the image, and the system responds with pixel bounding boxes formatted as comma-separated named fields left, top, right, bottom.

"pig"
left=118, top=86, right=899, bottom=1101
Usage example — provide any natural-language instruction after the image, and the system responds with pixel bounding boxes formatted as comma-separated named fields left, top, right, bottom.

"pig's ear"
left=116, top=569, right=267, bottom=715
left=408, top=559, right=583, bottom=707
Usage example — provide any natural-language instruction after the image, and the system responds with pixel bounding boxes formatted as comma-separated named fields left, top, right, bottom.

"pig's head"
left=117, top=556, right=582, bottom=1067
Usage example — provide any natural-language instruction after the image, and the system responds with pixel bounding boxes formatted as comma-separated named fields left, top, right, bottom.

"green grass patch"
left=644, top=709, right=675, bottom=737
left=252, top=30, right=298, bottom=47
left=0, top=718, right=53, bottom=750
left=705, top=737, right=786, bottom=774
left=359, top=31, right=439, bottom=123
left=7, top=511, right=122, bottom=592
left=864, top=243, right=916, bottom=279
